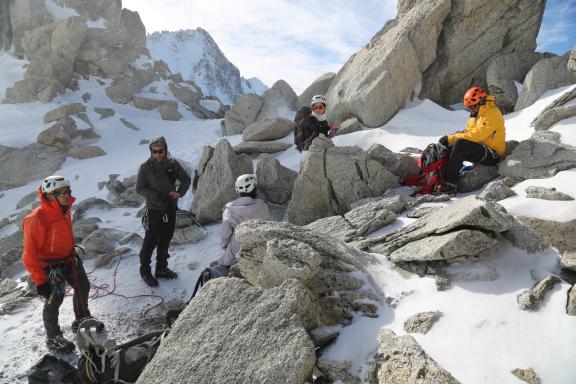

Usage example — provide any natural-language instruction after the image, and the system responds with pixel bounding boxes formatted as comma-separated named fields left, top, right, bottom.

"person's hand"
left=439, top=135, right=449, bottom=146
left=36, top=283, right=51, bottom=299
left=169, top=191, right=180, bottom=199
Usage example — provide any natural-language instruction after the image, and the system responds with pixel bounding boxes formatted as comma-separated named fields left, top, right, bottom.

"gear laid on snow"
left=41, top=175, right=70, bottom=194
left=235, top=174, right=257, bottom=194
left=72, top=317, right=105, bottom=334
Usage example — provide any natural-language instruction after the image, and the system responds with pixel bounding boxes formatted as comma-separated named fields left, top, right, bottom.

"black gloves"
left=36, top=283, right=51, bottom=299
left=439, top=135, right=449, bottom=146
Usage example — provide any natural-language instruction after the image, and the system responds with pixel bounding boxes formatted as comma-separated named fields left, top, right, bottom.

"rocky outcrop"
left=0, top=144, right=67, bottom=189
left=326, top=0, right=451, bottom=127
left=191, top=140, right=253, bottom=223
left=367, top=197, right=513, bottom=262
left=6, top=16, right=88, bottom=103
left=511, top=368, right=542, bottom=384
left=525, top=186, right=573, bottom=201
left=531, top=87, right=576, bottom=131
left=369, top=329, right=460, bottom=384
left=236, top=220, right=381, bottom=325
left=6, top=0, right=53, bottom=57
left=367, top=144, right=419, bottom=179
left=455, top=164, right=500, bottom=193
left=242, top=117, right=294, bottom=141
left=421, top=0, right=546, bottom=106
left=501, top=217, right=548, bottom=254
left=560, top=252, right=576, bottom=272
left=288, top=136, right=399, bottom=225
left=517, top=275, right=561, bottom=311
left=73, top=197, right=113, bottom=222
left=334, top=117, right=363, bottom=136
left=517, top=217, right=576, bottom=254
left=4, top=1, right=151, bottom=103
left=138, top=278, right=316, bottom=384
left=499, top=136, right=576, bottom=179
left=306, top=196, right=406, bottom=241
left=81, top=228, right=130, bottom=257
left=515, top=53, right=576, bottom=111
left=233, top=141, right=291, bottom=155
left=44, top=103, right=86, bottom=123
left=256, top=159, right=298, bottom=205
left=255, top=80, right=297, bottom=121
left=486, top=52, right=552, bottom=112
left=223, top=94, right=264, bottom=135
left=567, top=284, right=576, bottom=316
left=0, top=231, right=24, bottom=280
left=404, top=311, right=443, bottom=334
left=478, top=179, right=517, bottom=202
left=297, top=72, right=336, bottom=109
left=68, top=146, right=106, bottom=159
left=103, top=174, right=144, bottom=208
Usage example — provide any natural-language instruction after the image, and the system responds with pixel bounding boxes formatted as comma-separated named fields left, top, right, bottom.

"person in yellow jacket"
left=439, top=86, right=506, bottom=184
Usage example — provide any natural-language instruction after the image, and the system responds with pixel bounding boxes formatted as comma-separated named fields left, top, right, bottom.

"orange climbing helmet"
left=463, top=86, right=487, bottom=107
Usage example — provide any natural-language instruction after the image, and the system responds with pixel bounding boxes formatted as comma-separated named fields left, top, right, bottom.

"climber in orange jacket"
left=22, top=175, right=102, bottom=353
left=439, top=86, right=506, bottom=185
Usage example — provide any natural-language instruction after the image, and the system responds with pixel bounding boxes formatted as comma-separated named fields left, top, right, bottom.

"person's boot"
left=155, top=267, right=178, bottom=280
left=72, top=317, right=105, bottom=333
left=141, top=271, right=159, bottom=287
left=46, top=334, right=75, bottom=353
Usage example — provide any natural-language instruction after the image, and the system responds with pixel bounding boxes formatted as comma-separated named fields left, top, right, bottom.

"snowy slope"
left=0, top=51, right=575, bottom=383
left=147, top=29, right=267, bottom=106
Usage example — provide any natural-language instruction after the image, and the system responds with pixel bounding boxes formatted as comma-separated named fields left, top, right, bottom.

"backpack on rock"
left=76, top=318, right=167, bottom=384
left=404, top=143, right=453, bottom=195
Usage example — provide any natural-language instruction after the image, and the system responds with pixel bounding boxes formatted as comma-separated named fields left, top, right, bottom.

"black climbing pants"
left=43, top=257, right=91, bottom=338
left=139, top=209, right=176, bottom=275
left=445, top=139, right=500, bottom=183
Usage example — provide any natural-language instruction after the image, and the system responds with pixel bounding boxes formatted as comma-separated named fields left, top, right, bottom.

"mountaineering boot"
left=141, top=272, right=159, bottom=287
left=72, top=317, right=105, bottom=333
left=155, top=267, right=178, bottom=280
left=46, top=334, right=75, bottom=353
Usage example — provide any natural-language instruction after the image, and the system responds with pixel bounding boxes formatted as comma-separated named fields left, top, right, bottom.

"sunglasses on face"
left=152, top=148, right=165, bottom=154
left=313, top=104, right=326, bottom=111
left=53, top=189, right=72, bottom=197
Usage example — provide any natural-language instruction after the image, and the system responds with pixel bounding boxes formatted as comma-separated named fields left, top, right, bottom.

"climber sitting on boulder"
left=439, top=86, right=506, bottom=189
left=294, top=95, right=339, bottom=152
left=216, top=174, right=272, bottom=270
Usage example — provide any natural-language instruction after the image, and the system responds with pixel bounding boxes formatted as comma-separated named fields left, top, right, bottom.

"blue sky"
left=537, top=0, right=576, bottom=55
left=124, top=0, right=575, bottom=93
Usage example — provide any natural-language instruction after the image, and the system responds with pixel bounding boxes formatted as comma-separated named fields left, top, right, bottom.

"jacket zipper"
left=50, top=229, right=55, bottom=255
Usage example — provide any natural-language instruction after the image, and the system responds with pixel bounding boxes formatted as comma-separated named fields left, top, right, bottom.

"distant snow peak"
left=147, top=28, right=267, bottom=106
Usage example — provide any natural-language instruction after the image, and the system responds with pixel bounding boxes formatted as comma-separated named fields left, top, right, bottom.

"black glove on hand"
left=36, top=283, right=51, bottom=299
left=439, top=135, right=449, bottom=146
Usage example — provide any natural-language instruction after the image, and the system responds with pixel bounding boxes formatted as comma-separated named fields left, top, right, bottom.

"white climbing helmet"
left=235, top=174, right=257, bottom=194
left=310, top=94, right=327, bottom=107
left=41, top=175, right=70, bottom=194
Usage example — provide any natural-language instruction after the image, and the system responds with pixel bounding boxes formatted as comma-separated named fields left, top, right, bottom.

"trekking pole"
left=176, top=210, right=208, bottom=233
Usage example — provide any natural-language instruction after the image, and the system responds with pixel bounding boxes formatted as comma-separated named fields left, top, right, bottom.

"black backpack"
left=294, top=106, right=312, bottom=151
left=27, top=355, right=82, bottom=384
left=76, top=319, right=167, bottom=384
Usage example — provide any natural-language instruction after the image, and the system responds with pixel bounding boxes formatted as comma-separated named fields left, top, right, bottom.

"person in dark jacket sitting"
left=294, top=95, right=332, bottom=152
left=136, top=136, right=191, bottom=287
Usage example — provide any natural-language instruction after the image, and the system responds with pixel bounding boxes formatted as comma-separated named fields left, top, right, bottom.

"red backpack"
left=403, top=143, right=450, bottom=195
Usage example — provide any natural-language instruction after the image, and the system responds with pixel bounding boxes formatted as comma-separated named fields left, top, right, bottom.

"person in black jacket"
left=136, top=136, right=191, bottom=287
left=294, top=95, right=331, bottom=152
